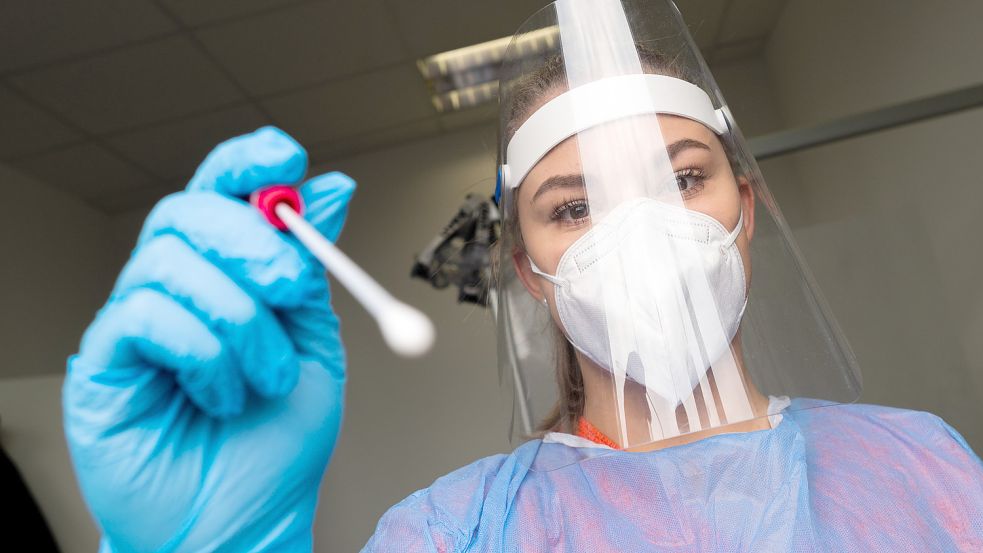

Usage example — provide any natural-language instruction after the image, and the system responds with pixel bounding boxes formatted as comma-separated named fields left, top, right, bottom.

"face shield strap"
left=499, top=73, right=729, bottom=192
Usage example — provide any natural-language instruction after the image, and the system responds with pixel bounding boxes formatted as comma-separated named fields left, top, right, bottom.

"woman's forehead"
left=519, top=114, right=720, bottom=197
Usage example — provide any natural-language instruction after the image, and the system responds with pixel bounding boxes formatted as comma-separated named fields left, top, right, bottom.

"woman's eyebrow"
left=531, top=173, right=585, bottom=203
left=529, top=139, right=709, bottom=203
left=667, top=138, right=711, bottom=160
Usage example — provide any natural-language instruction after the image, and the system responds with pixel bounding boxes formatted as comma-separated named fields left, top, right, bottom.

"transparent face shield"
left=495, top=0, right=861, bottom=471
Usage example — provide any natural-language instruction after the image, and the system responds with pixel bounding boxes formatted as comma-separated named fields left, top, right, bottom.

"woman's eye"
left=551, top=200, right=590, bottom=224
left=568, top=203, right=589, bottom=219
left=674, top=169, right=707, bottom=196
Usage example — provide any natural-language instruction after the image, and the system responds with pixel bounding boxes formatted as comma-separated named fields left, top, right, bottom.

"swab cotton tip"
left=378, top=303, right=436, bottom=358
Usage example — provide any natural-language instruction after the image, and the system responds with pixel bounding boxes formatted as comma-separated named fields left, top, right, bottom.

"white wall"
left=763, top=0, right=983, bottom=447
left=308, top=125, right=509, bottom=551
left=0, top=163, right=117, bottom=551
left=0, top=163, right=116, bottom=379
left=0, top=375, right=101, bottom=552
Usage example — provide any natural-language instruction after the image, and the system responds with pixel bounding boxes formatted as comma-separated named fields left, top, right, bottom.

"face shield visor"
left=494, top=0, right=861, bottom=471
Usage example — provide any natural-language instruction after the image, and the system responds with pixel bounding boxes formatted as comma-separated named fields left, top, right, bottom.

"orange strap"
left=576, top=417, right=621, bottom=450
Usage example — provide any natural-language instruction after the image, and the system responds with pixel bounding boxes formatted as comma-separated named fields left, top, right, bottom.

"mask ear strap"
left=527, top=256, right=563, bottom=286
left=723, top=209, right=745, bottom=249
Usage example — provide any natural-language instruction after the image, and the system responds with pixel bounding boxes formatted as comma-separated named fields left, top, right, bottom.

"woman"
left=64, top=0, right=983, bottom=551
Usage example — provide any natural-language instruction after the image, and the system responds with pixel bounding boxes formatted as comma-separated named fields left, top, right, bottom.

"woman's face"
left=512, top=114, right=755, bottom=326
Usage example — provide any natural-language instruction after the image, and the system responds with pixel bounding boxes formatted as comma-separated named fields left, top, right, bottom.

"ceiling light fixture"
left=417, top=26, right=560, bottom=113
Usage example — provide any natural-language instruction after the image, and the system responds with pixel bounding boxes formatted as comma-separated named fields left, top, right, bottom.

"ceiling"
left=0, top=0, right=787, bottom=214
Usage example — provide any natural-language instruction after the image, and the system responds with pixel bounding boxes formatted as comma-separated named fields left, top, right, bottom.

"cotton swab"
left=251, top=186, right=435, bottom=358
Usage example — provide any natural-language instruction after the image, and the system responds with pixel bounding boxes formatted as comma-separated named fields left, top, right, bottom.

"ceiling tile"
left=157, top=0, right=303, bottom=26
left=393, top=0, right=736, bottom=57
left=717, top=0, right=787, bottom=43
left=108, top=104, right=270, bottom=180
left=90, top=181, right=184, bottom=214
left=393, top=0, right=733, bottom=59
left=262, top=64, right=435, bottom=145
left=674, top=0, right=731, bottom=51
left=11, top=36, right=244, bottom=134
left=437, top=102, right=498, bottom=132
left=0, top=0, right=176, bottom=73
left=195, top=0, right=405, bottom=96
left=388, top=0, right=546, bottom=58
left=308, top=117, right=441, bottom=163
left=0, top=86, right=81, bottom=159
left=12, top=142, right=153, bottom=201
left=709, top=36, right=768, bottom=65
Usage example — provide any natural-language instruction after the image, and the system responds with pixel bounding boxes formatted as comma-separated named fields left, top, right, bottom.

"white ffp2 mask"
left=530, top=198, right=747, bottom=404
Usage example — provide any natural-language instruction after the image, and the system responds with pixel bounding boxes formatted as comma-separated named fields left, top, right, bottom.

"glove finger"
left=299, top=171, right=357, bottom=243
left=138, top=191, right=327, bottom=310
left=115, top=234, right=301, bottom=399
left=278, top=300, right=345, bottom=382
left=186, top=126, right=307, bottom=197
left=73, top=288, right=246, bottom=419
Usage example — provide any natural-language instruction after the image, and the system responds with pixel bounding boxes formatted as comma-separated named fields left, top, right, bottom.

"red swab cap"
left=249, top=185, right=304, bottom=231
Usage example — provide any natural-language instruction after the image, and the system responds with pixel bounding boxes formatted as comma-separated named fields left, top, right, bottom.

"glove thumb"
left=300, top=172, right=356, bottom=243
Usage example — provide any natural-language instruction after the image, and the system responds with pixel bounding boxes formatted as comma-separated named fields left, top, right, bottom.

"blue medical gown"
left=363, top=400, right=983, bottom=552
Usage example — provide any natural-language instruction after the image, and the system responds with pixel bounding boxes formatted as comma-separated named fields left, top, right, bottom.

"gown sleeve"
left=361, top=489, right=456, bottom=553
left=799, top=401, right=983, bottom=551
left=361, top=453, right=511, bottom=553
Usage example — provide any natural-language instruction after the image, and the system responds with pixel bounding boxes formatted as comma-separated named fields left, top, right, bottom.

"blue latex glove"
left=63, top=126, right=355, bottom=552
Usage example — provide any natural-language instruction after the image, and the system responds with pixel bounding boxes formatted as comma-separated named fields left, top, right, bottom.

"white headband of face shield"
left=500, top=73, right=729, bottom=190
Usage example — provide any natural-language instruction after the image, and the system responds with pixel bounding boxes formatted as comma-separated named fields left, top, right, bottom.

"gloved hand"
left=63, top=126, right=355, bottom=552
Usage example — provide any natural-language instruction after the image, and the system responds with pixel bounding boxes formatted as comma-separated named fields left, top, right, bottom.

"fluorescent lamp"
left=417, top=27, right=560, bottom=113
